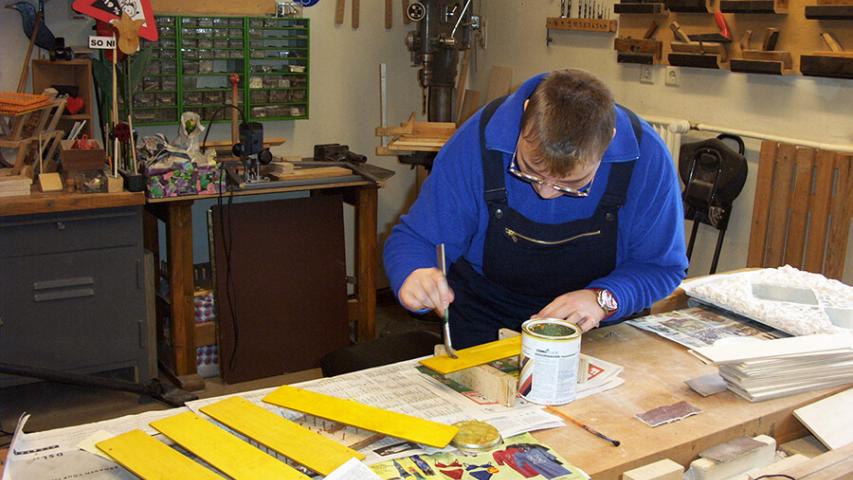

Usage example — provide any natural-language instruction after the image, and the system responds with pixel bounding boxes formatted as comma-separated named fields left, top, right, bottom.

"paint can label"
left=518, top=318, right=581, bottom=406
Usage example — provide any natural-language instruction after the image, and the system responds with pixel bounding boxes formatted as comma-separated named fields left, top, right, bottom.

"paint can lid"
left=451, top=420, right=502, bottom=452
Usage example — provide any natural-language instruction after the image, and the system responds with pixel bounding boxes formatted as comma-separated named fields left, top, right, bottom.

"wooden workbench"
left=0, top=190, right=144, bottom=216
left=537, top=323, right=844, bottom=479
left=144, top=172, right=380, bottom=378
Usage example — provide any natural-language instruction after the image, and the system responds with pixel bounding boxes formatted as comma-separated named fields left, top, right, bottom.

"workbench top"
left=0, top=190, right=144, bottom=217
left=535, top=323, right=842, bottom=479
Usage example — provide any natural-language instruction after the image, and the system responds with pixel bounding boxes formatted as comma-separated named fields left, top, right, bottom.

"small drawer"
left=185, top=92, right=204, bottom=105
left=204, top=91, right=225, bottom=104
left=269, top=90, right=290, bottom=103
left=157, top=93, right=177, bottom=106
left=0, top=207, right=142, bottom=258
left=250, top=90, right=269, bottom=103
left=133, top=92, right=156, bottom=107
left=214, top=39, right=229, bottom=49
left=161, top=78, right=178, bottom=90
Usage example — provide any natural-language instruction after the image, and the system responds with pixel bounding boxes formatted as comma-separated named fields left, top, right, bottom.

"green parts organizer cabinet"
left=124, top=15, right=310, bottom=126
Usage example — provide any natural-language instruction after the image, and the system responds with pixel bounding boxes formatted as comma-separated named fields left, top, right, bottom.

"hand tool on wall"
left=403, top=0, right=411, bottom=23
left=644, top=20, right=659, bottom=40
left=437, top=244, right=459, bottom=359
left=762, top=27, right=779, bottom=51
left=687, top=11, right=732, bottom=43
left=670, top=21, right=691, bottom=43
left=352, top=0, right=359, bottom=28
left=386, top=0, right=393, bottom=28
left=739, top=30, right=752, bottom=51
left=820, top=32, right=842, bottom=53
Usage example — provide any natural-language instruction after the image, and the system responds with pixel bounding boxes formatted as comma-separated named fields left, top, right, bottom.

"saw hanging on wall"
left=71, top=0, right=158, bottom=41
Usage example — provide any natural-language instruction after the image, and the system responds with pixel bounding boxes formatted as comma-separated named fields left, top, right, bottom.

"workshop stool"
left=320, top=330, right=441, bottom=377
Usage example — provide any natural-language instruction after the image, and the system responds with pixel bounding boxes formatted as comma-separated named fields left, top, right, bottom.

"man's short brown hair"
left=520, top=69, right=616, bottom=176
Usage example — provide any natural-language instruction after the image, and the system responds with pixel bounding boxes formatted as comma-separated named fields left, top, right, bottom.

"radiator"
left=644, top=115, right=690, bottom=162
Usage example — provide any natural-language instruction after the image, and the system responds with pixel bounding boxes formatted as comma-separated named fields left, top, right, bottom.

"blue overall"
left=446, top=97, right=643, bottom=348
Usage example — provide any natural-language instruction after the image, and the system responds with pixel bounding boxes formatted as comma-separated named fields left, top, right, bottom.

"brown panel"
left=747, top=141, right=778, bottom=267
left=765, top=143, right=796, bottom=267
left=784, top=147, right=815, bottom=268
left=212, top=196, right=349, bottom=383
left=804, top=150, right=836, bottom=274
left=824, top=154, right=853, bottom=280
left=335, top=0, right=345, bottom=25
left=402, top=0, right=411, bottom=24
left=385, top=0, right=393, bottom=28
left=151, top=0, right=274, bottom=14
left=352, top=0, right=360, bottom=28
left=355, top=187, right=378, bottom=341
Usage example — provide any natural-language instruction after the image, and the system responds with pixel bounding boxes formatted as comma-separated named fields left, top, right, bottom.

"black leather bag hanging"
left=678, top=134, right=748, bottom=274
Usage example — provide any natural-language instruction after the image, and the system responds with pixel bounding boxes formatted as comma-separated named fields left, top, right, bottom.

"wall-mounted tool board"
left=616, top=0, right=853, bottom=77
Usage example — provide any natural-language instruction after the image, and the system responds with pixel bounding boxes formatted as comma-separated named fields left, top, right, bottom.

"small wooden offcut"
left=747, top=141, right=853, bottom=280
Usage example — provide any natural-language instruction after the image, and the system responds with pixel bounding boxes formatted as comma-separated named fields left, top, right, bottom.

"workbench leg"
left=355, top=186, right=378, bottom=342
left=165, top=201, right=197, bottom=377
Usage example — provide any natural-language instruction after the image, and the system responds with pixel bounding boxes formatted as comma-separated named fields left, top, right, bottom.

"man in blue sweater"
left=384, top=69, right=688, bottom=348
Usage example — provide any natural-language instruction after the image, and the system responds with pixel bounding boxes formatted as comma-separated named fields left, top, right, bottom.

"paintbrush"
left=545, top=406, right=621, bottom=447
left=436, top=244, right=458, bottom=359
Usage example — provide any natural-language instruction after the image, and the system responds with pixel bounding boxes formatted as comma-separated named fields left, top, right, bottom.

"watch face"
left=598, top=289, right=618, bottom=312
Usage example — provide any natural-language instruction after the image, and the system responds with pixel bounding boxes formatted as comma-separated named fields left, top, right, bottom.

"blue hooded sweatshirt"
left=383, top=73, right=688, bottom=324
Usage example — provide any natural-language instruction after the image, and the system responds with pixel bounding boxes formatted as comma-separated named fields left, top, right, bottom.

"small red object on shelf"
left=73, top=134, right=97, bottom=150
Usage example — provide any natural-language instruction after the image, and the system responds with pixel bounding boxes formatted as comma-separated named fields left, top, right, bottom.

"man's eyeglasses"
left=508, top=149, right=593, bottom=198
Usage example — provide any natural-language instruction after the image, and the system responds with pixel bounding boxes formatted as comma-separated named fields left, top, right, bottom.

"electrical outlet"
left=639, top=65, right=654, bottom=84
left=665, top=66, right=681, bottom=87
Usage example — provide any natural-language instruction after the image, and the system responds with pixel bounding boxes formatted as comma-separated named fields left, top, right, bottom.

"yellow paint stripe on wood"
left=96, top=429, right=224, bottom=480
left=263, top=385, right=458, bottom=448
left=420, top=336, right=522, bottom=375
left=201, top=397, right=363, bottom=476
left=150, top=412, right=308, bottom=480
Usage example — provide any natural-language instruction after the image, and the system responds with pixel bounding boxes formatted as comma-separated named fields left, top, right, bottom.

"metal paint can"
left=518, top=318, right=581, bottom=405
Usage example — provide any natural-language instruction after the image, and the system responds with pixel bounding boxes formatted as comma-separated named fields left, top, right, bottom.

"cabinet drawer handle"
left=34, top=288, right=95, bottom=302
left=34, top=277, right=94, bottom=290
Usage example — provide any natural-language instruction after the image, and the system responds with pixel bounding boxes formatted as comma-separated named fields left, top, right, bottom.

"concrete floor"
left=0, top=293, right=440, bottom=442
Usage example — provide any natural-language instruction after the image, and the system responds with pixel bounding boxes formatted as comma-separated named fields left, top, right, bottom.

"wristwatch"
left=594, top=288, right=618, bottom=318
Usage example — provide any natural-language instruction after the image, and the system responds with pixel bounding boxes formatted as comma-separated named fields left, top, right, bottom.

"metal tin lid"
left=521, top=318, right=581, bottom=341
left=451, top=420, right=502, bottom=452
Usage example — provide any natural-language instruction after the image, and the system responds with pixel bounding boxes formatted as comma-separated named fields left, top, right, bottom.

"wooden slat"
left=352, top=0, right=359, bottom=29
left=0, top=191, right=144, bottom=217
left=385, top=0, right=393, bottom=28
left=150, top=412, right=309, bottom=479
left=263, top=385, right=458, bottom=448
left=824, top=154, right=853, bottom=280
left=747, top=141, right=778, bottom=267
left=804, top=150, right=837, bottom=274
left=484, top=66, right=513, bottom=103
left=335, top=0, right=345, bottom=25
left=355, top=186, right=378, bottom=341
left=201, top=397, right=363, bottom=475
left=459, top=89, right=481, bottom=125
left=455, top=49, right=471, bottom=124
left=420, top=336, right=522, bottom=374
left=402, top=0, right=411, bottom=24
left=167, top=201, right=197, bottom=375
left=96, top=429, right=224, bottom=480
left=784, top=147, right=815, bottom=268
left=765, top=143, right=796, bottom=267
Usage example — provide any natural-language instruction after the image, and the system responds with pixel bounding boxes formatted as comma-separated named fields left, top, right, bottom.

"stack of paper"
left=692, top=334, right=853, bottom=402
left=0, top=175, right=32, bottom=198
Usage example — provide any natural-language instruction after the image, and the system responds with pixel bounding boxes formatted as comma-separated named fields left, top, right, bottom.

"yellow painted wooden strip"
left=420, top=335, right=522, bottom=375
left=263, top=385, right=458, bottom=448
left=201, top=397, right=363, bottom=476
left=150, top=412, right=308, bottom=480
left=96, top=429, right=225, bottom=480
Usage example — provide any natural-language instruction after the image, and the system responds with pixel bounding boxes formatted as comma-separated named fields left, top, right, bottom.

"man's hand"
left=534, top=289, right=606, bottom=332
left=398, top=268, right=455, bottom=317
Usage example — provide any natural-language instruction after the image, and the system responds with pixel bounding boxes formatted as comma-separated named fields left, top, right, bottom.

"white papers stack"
left=691, top=334, right=853, bottom=402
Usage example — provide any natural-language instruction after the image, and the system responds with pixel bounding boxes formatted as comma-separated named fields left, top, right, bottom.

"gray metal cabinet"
left=0, top=206, right=151, bottom=387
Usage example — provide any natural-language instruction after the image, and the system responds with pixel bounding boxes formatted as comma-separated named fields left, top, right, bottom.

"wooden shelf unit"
left=31, top=59, right=95, bottom=138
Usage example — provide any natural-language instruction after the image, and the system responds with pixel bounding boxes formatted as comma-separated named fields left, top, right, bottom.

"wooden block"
left=96, top=429, right=224, bottom=479
left=747, top=454, right=809, bottom=480
left=105, top=174, right=124, bottom=193
left=794, top=387, right=853, bottom=450
left=263, top=385, right=459, bottom=448
left=777, top=443, right=853, bottom=479
left=545, top=17, right=618, bottom=33
left=420, top=336, right=521, bottom=375
left=781, top=436, right=830, bottom=458
left=38, top=172, right=62, bottom=192
left=687, top=435, right=776, bottom=480
left=623, top=459, right=684, bottom=480
left=200, top=397, right=363, bottom=476
left=670, top=41, right=727, bottom=57
left=150, top=412, right=309, bottom=479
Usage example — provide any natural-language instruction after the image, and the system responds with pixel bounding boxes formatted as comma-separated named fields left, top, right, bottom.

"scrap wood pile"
left=0, top=92, right=51, bottom=115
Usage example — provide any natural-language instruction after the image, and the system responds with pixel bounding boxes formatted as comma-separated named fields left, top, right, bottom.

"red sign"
left=71, top=0, right=158, bottom=41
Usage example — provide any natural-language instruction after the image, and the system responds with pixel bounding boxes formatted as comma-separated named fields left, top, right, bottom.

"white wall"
left=473, top=1, right=853, bottom=284
left=1, top=1, right=424, bottom=286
